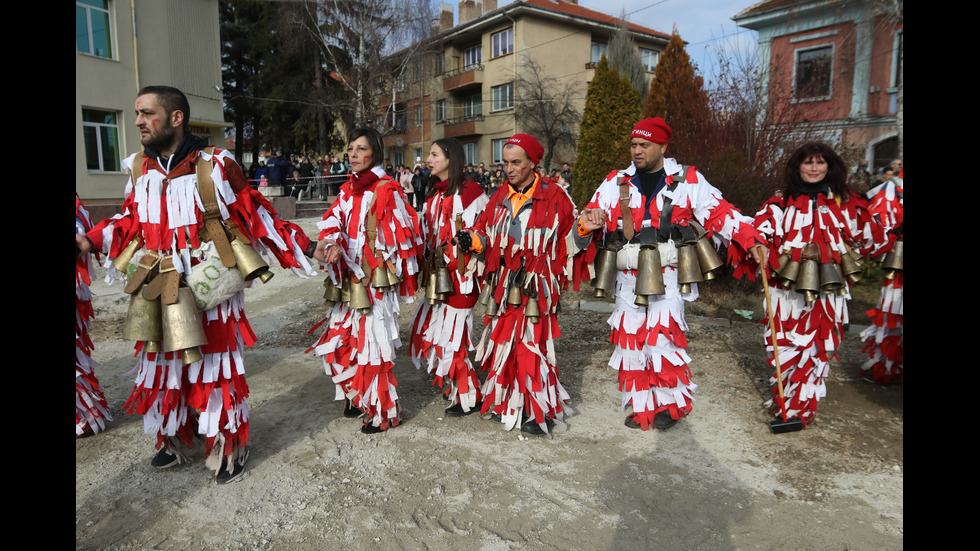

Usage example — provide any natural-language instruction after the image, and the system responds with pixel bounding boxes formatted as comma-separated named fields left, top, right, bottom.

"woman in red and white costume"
left=309, top=127, right=424, bottom=434
left=76, top=195, right=112, bottom=438
left=747, top=143, right=889, bottom=427
left=860, top=175, right=903, bottom=384
left=409, top=138, right=489, bottom=416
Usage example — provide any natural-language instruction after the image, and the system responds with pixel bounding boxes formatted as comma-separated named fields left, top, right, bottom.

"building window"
left=464, top=94, right=482, bottom=119
left=492, top=138, right=507, bottom=164
left=463, top=142, right=478, bottom=165
left=639, top=48, right=658, bottom=72
left=77, top=0, right=113, bottom=58
left=492, top=28, right=514, bottom=58
left=435, top=99, right=447, bottom=122
left=415, top=105, right=423, bottom=127
left=436, top=52, right=445, bottom=75
left=794, top=44, right=833, bottom=100
left=464, top=45, right=482, bottom=70
left=393, top=151, right=405, bottom=167
left=82, top=108, right=121, bottom=172
left=590, top=42, right=607, bottom=64
left=492, top=83, right=513, bottom=111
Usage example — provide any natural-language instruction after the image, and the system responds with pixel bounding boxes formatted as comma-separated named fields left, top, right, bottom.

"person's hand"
left=76, top=233, right=92, bottom=256
left=453, top=230, right=474, bottom=253
left=579, top=208, right=606, bottom=233
left=751, top=244, right=767, bottom=265
left=314, top=239, right=341, bottom=264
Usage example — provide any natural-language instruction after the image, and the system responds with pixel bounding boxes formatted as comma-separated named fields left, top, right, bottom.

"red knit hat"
left=631, top=117, right=671, bottom=144
left=504, top=134, right=544, bottom=165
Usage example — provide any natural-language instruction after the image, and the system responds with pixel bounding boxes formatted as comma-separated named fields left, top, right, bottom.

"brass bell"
left=524, top=297, right=539, bottom=323
left=882, top=239, right=903, bottom=279
left=435, top=266, right=454, bottom=295
left=839, top=250, right=862, bottom=284
left=676, top=245, right=703, bottom=294
left=486, top=294, right=500, bottom=317
left=507, top=283, right=523, bottom=307
left=634, top=246, right=665, bottom=305
left=386, top=266, right=402, bottom=286
left=230, top=237, right=274, bottom=283
left=425, top=272, right=440, bottom=304
left=777, top=254, right=800, bottom=284
left=341, top=277, right=351, bottom=304
left=348, top=278, right=373, bottom=312
left=323, top=278, right=341, bottom=306
left=819, top=262, right=844, bottom=293
left=113, top=237, right=141, bottom=276
left=161, top=287, right=209, bottom=364
left=122, top=285, right=163, bottom=343
left=592, top=247, right=618, bottom=299
left=695, top=237, right=724, bottom=278
left=372, top=263, right=391, bottom=289
left=796, top=259, right=820, bottom=302
left=477, top=278, right=493, bottom=306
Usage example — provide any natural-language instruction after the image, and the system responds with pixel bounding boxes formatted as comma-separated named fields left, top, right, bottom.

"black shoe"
left=343, top=399, right=361, bottom=418
left=361, top=423, right=385, bottom=434
left=520, top=419, right=553, bottom=436
left=653, top=411, right=678, bottom=430
left=624, top=415, right=641, bottom=430
left=151, top=448, right=179, bottom=469
left=216, top=450, right=248, bottom=484
left=445, top=403, right=477, bottom=417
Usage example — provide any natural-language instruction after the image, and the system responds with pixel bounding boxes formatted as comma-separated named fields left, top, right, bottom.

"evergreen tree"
left=571, top=55, right=641, bottom=210
left=642, top=27, right=710, bottom=166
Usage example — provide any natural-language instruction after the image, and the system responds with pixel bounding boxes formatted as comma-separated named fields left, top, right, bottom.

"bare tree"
left=298, top=0, right=436, bottom=129
left=514, top=55, right=583, bottom=169
left=606, top=14, right=647, bottom=100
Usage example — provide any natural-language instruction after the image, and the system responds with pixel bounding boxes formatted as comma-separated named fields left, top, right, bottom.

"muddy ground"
left=76, top=218, right=902, bottom=551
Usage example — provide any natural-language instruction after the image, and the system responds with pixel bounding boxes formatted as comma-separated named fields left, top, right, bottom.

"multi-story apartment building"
left=734, top=0, right=903, bottom=168
left=379, top=0, right=670, bottom=171
left=76, top=0, right=227, bottom=220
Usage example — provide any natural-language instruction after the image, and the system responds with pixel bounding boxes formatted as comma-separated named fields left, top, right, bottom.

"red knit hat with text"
left=504, top=134, right=544, bottom=165
left=631, top=117, right=672, bottom=144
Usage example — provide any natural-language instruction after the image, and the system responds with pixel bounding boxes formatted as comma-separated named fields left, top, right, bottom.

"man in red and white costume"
left=77, top=86, right=316, bottom=483
left=577, top=118, right=764, bottom=430
left=409, top=138, right=490, bottom=416
left=860, top=174, right=903, bottom=384
left=458, top=134, right=576, bottom=436
left=77, top=195, right=112, bottom=438
left=308, top=127, right=424, bottom=434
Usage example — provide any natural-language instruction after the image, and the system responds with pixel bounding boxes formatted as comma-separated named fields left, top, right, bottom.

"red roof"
left=518, top=0, right=671, bottom=40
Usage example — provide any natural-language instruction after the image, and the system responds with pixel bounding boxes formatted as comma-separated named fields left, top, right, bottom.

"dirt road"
left=76, top=219, right=903, bottom=550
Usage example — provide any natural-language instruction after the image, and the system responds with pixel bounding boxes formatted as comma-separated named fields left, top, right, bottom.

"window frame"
left=464, top=44, right=483, bottom=70
left=82, top=108, right=122, bottom=173
left=463, top=93, right=482, bottom=119
left=491, top=28, right=514, bottom=58
left=492, top=138, right=507, bottom=165
left=639, top=48, right=658, bottom=72
left=76, top=0, right=113, bottom=59
left=491, top=82, right=514, bottom=112
left=792, top=43, right=834, bottom=102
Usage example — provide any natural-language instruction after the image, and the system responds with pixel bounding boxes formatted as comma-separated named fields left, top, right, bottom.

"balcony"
left=442, top=64, right=484, bottom=92
left=442, top=115, right=485, bottom=139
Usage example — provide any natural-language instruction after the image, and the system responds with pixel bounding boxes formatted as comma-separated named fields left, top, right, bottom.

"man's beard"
left=142, top=123, right=178, bottom=153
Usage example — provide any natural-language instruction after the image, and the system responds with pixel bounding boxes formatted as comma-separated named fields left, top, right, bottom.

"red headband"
left=631, top=117, right=671, bottom=144
left=504, top=134, right=544, bottom=165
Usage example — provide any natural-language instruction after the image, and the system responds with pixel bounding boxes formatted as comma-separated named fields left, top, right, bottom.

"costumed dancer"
left=740, top=143, right=888, bottom=427
left=458, top=134, right=575, bottom=436
left=860, top=175, right=903, bottom=384
left=76, top=195, right=112, bottom=438
left=308, top=127, right=423, bottom=434
left=409, top=138, right=489, bottom=416
left=77, top=86, right=317, bottom=483
left=576, top=117, right=765, bottom=431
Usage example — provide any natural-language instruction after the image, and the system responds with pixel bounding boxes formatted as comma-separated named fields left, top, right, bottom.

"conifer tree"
left=571, top=55, right=641, bottom=209
left=642, top=27, right=710, bottom=166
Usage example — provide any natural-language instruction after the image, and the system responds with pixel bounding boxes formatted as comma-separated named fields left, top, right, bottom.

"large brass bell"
left=122, top=284, right=163, bottom=343
left=524, top=296, right=539, bottom=323
left=796, top=259, right=820, bottom=302
left=819, top=262, right=844, bottom=294
left=323, top=278, right=342, bottom=306
left=676, top=245, right=703, bottom=294
left=634, top=246, right=665, bottom=306
left=348, top=278, right=373, bottom=313
left=341, top=276, right=351, bottom=304
left=839, top=247, right=862, bottom=284
left=592, top=247, right=618, bottom=298
left=113, top=237, right=141, bottom=275
left=882, top=239, right=903, bottom=279
left=689, top=222, right=724, bottom=280
left=231, top=237, right=273, bottom=283
left=776, top=254, right=800, bottom=284
left=161, top=287, right=208, bottom=365
left=425, top=272, right=440, bottom=304
left=372, top=262, right=391, bottom=289
left=486, top=291, right=500, bottom=317
left=435, top=266, right=454, bottom=295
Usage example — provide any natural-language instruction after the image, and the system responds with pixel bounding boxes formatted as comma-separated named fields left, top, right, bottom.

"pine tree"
left=571, top=55, right=641, bottom=210
left=642, top=27, right=710, bottom=166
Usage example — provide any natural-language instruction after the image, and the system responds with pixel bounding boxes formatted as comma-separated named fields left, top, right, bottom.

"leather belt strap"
left=619, top=178, right=634, bottom=241
left=196, top=147, right=237, bottom=268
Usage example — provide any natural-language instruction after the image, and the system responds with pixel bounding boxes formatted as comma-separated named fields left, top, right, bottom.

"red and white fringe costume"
left=471, top=174, right=575, bottom=434
left=88, top=146, right=315, bottom=472
left=308, top=167, right=423, bottom=430
left=409, top=180, right=489, bottom=412
left=77, top=196, right=112, bottom=437
left=744, top=190, right=887, bottom=426
left=581, top=159, right=762, bottom=430
left=860, top=178, right=903, bottom=384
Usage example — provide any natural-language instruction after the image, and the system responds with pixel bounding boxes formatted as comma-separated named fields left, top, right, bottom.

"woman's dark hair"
left=347, top=127, right=384, bottom=170
left=784, top=142, right=850, bottom=200
left=428, top=138, right=467, bottom=197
